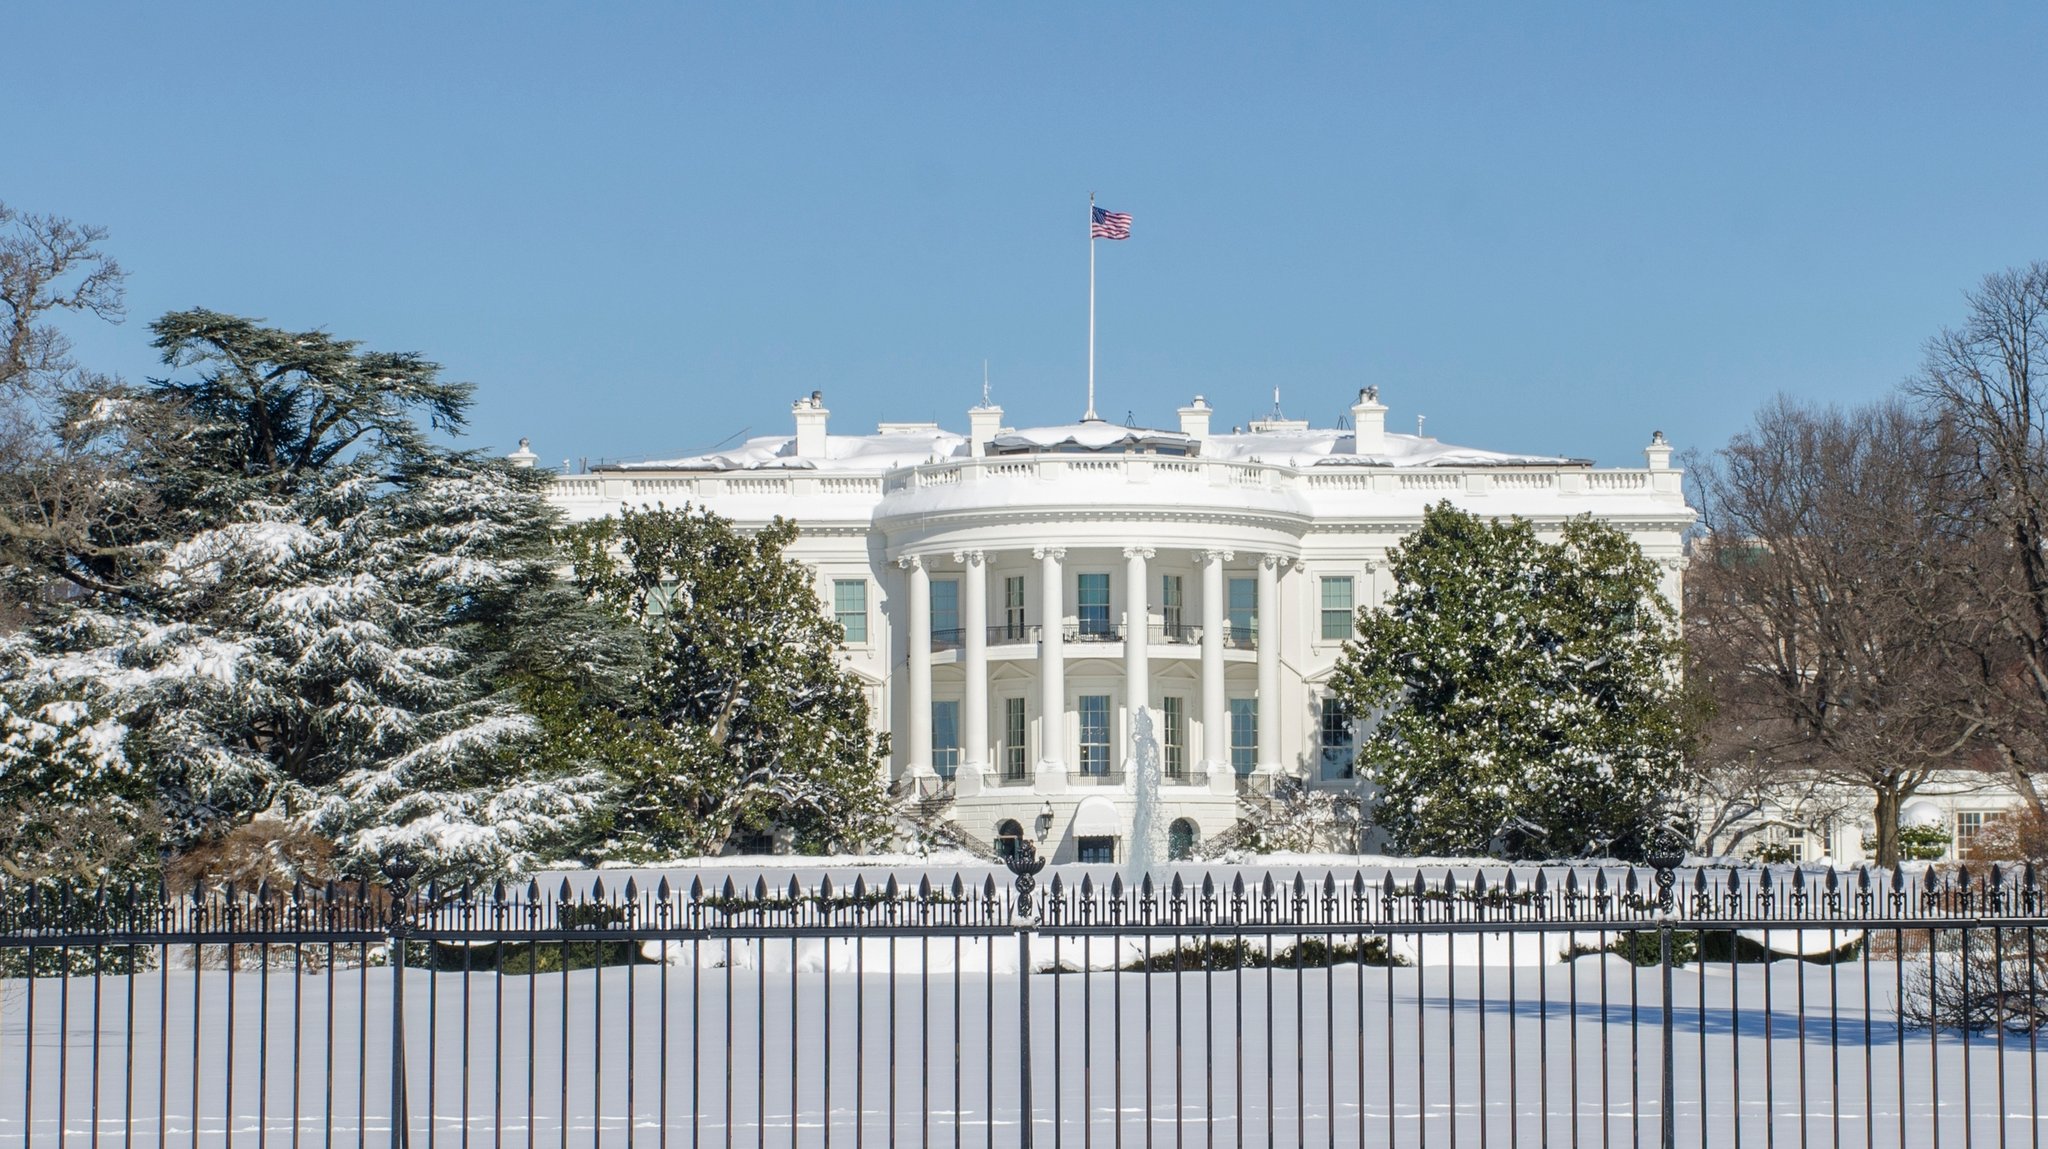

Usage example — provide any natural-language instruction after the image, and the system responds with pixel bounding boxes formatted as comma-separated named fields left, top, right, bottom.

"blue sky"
left=14, top=3, right=2048, bottom=468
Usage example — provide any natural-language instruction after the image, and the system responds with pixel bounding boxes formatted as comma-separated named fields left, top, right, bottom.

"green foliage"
left=1863, top=824, right=1951, bottom=861
left=1118, top=936, right=1407, bottom=971
left=1603, top=930, right=1699, bottom=967
left=1330, top=503, right=1688, bottom=861
left=566, top=505, right=892, bottom=858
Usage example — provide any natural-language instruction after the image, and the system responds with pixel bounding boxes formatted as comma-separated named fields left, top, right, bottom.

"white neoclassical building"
left=538, top=388, right=1695, bottom=862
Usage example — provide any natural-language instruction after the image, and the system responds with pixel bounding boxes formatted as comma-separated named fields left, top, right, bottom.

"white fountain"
left=1125, top=707, right=1165, bottom=883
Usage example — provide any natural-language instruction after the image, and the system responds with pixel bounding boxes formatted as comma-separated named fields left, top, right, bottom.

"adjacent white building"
left=539, top=388, right=1695, bottom=862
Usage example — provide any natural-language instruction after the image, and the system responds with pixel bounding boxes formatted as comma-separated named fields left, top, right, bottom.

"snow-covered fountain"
left=1125, top=707, right=1165, bottom=882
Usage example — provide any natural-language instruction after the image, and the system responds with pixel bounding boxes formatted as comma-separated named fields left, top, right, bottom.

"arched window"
left=995, top=819, right=1025, bottom=861
left=1168, top=818, right=1199, bottom=861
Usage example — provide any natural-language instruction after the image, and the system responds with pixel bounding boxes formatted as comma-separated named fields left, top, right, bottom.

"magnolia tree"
left=1329, top=503, right=1688, bottom=861
left=566, top=505, right=893, bottom=858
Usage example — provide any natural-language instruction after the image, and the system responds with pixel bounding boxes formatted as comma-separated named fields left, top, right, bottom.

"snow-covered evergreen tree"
left=1, top=311, right=598, bottom=882
left=567, top=505, right=892, bottom=857
left=1329, top=503, right=1687, bottom=860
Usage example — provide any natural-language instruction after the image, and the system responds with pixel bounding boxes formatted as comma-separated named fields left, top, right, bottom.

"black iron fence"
left=2, top=857, right=2045, bottom=1147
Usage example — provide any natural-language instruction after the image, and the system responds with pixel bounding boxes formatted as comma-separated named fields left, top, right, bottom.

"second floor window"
left=1077, top=573, right=1112, bottom=637
left=1078, top=694, right=1111, bottom=775
left=833, top=579, right=867, bottom=643
left=931, top=578, right=961, bottom=645
left=1227, top=577, right=1257, bottom=640
left=1004, top=575, right=1027, bottom=638
left=1320, top=576, right=1355, bottom=641
left=1161, top=574, right=1185, bottom=632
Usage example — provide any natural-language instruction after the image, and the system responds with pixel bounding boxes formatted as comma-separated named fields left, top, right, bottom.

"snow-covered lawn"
left=3, top=943, right=2040, bottom=1147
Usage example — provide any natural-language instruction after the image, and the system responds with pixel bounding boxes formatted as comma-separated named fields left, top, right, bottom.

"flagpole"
left=1086, top=191, right=1098, bottom=421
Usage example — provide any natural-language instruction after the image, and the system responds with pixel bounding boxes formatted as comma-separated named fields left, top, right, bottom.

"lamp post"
left=1003, top=840, right=1049, bottom=1148
left=1644, top=830, right=1687, bottom=1149
left=380, top=851, right=421, bottom=1149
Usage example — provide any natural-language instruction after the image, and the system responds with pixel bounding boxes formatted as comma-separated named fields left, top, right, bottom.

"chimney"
left=1350, top=386, right=1387, bottom=455
left=506, top=437, right=539, bottom=468
left=968, top=402, right=1004, bottom=457
left=1178, top=395, right=1213, bottom=445
left=1644, top=429, right=1673, bottom=471
left=793, top=391, right=829, bottom=458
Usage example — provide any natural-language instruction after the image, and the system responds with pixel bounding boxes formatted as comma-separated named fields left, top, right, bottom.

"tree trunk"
left=1872, top=783, right=1901, bottom=871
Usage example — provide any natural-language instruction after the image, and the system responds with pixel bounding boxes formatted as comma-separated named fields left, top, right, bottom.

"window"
left=1078, top=694, right=1112, bottom=775
left=1227, top=577, right=1257, bottom=642
left=1168, top=818, right=1198, bottom=861
left=995, top=819, right=1025, bottom=861
left=728, top=829, right=775, bottom=856
left=1077, top=836, right=1117, bottom=864
left=932, top=701, right=960, bottom=778
left=1003, top=697, right=1028, bottom=780
left=1229, top=698, right=1257, bottom=775
left=931, top=578, right=961, bottom=646
left=833, top=579, right=867, bottom=643
left=1161, top=696, right=1187, bottom=777
left=1161, top=575, right=1185, bottom=633
left=1957, top=811, right=1987, bottom=858
left=1077, top=573, right=1112, bottom=637
left=1320, top=576, right=1355, bottom=641
left=1003, top=575, right=1028, bottom=639
left=1319, top=696, right=1356, bottom=779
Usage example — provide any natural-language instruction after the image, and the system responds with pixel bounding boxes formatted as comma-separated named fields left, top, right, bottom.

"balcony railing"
left=988, top=767, right=1034, bottom=787
left=1065, top=622, right=1122, bottom=643
left=987, top=623, right=1038, bottom=645
left=931, top=628, right=965, bottom=652
left=1161, top=765, right=1203, bottom=785
left=1067, top=769, right=1125, bottom=785
left=1222, top=624, right=1257, bottom=650
left=1152, top=622, right=1201, bottom=644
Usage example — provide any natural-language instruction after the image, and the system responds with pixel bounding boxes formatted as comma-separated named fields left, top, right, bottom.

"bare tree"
left=1912, top=262, right=2048, bottom=823
left=1686, top=397, right=1977, bottom=867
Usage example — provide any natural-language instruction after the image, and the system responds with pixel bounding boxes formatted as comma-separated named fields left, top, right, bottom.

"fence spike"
left=1442, top=871, right=1458, bottom=898
left=559, top=877, right=576, bottom=905
left=1858, top=866, right=1871, bottom=892
left=1141, top=874, right=1155, bottom=902
left=1110, top=874, right=1125, bottom=902
left=1411, top=872, right=1427, bottom=897
left=1790, top=867, right=1805, bottom=893
left=1323, top=873, right=1337, bottom=899
left=526, top=878, right=541, bottom=904
left=588, top=877, right=603, bottom=902
left=1474, top=871, right=1489, bottom=897
left=689, top=876, right=704, bottom=901
left=884, top=875, right=899, bottom=900
left=982, top=875, right=997, bottom=902
left=818, top=875, right=833, bottom=899
left=918, top=875, right=932, bottom=900
left=1264, top=873, right=1278, bottom=902
left=624, top=877, right=640, bottom=902
left=1233, top=874, right=1247, bottom=901
left=1082, top=874, right=1096, bottom=900
left=1174, top=874, right=1188, bottom=902
left=293, top=877, right=307, bottom=906
left=1566, top=870, right=1580, bottom=894
left=1695, top=868, right=1709, bottom=893
left=1535, top=871, right=1548, bottom=895
left=2026, top=861, right=2039, bottom=891
left=1726, top=869, right=1741, bottom=897
left=1506, top=870, right=1519, bottom=896
left=722, top=876, right=739, bottom=901
left=255, top=877, right=271, bottom=905
left=756, top=876, right=770, bottom=901
left=790, top=876, right=804, bottom=901
left=1594, top=871, right=1607, bottom=895
left=1049, top=874, right=1064, bottom=899
left=1625, top=868, right=1638, bottom=895
left=1382, top=873, right=1398, bottom=898
left=1825, top=867, right=1838, bottom=892
left=1892, top=867, right=1906, bottom=894
left=1353, top=872, right=1367, bottom=899
left=951, top=874, right=965, bottom=900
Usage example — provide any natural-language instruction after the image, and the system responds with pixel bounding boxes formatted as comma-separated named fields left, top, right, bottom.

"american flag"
left=1090, top=205, right=1132, bottom=240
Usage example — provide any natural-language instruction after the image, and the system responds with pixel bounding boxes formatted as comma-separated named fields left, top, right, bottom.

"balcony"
left=987, top=623, right=1039, bottom=645
left=1151, top=622, right=1201, bottom=645
left=1068, top=769, right=1126, bottom=785
left=1064, top=621, right=1123, bottom=643
left=1161, top=767, right=1205, bottom=785
left=987, top=768, right=1035, bottom=787
left=1222, top=624, right=1257, bottom=650
left=930, top=627, right=965, bottom=652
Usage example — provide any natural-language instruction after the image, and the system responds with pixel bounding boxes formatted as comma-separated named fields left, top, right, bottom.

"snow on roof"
left=608, top=422, right=1578, bottom=473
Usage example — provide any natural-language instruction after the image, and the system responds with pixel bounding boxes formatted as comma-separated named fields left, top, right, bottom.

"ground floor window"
left=995, top=818, right=1024, bottom=860
left=1319, top=696, right=1356, bottom=779
left=1162, top=695, right=1187, bottom=777
left=1168, top=817, right=1198, bottom=861
left=1002, top=697, right=1028, bottom=780
left=932, top=700, right=960, bottom=778
left=1956, top=811, right=1988, bottom=858
left=1079, top=694, right=1112, bottom=775
left=1077, top=836, right=1117, bottom=864
left=1228, top=698, right=1257, bottom=775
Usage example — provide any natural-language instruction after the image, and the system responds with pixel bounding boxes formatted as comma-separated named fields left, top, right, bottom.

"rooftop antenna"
left=981, top=360, right=991, bottom=407
left=1416, top=415, right=1426, bottom=437
left=1271, top=386, right=1284, bottom=420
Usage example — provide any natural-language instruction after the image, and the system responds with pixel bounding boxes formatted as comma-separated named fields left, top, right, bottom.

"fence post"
left=382, top=853, right=420, bottom=1149
left=1647, top=839, right=1684, bottom=1149
left=1005, top=842, right=1048, bottom=1149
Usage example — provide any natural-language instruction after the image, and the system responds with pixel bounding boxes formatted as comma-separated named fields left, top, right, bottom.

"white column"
left=958, top=549, right=989, bottom=772
left=901, top=555, right=932, bottom=774
left=1199, top=549, right=1230, bottom=772
left=1256, top=554, right=1282, bottom=772
left=1035, top=546, right=1066, bottom=769
left=1123, top=546, right=1153, bottom=764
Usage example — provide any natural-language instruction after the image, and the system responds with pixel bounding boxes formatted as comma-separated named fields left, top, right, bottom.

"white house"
left=538, top=388, right=1696, bottom=862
